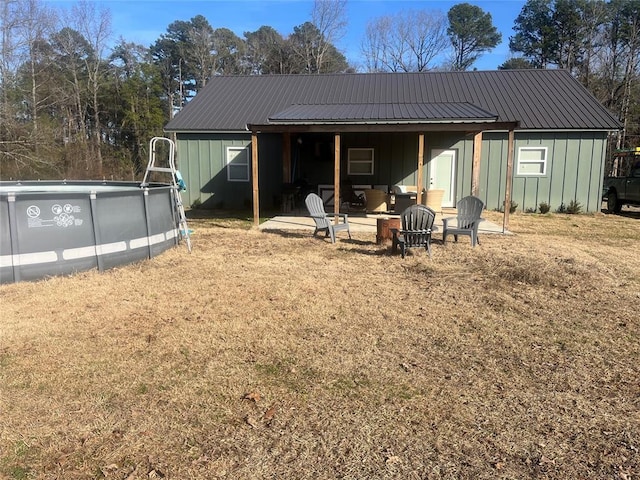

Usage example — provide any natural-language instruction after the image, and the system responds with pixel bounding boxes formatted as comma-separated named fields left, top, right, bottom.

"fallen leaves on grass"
left=243, top=391, right=261, bottom=403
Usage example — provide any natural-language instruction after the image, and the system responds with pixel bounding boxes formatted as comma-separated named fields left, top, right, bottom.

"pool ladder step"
left=142, top=137, right=192, bottom=253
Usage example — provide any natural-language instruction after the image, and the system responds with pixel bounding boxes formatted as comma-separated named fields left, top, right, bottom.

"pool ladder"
left=142, top=137, right=192, bottom=253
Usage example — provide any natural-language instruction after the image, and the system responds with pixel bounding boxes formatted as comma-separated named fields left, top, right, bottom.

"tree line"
left=0, top=0, right=638, bottom=181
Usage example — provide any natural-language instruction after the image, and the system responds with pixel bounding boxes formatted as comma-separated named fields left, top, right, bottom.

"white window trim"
left=347, top=148, right=374, bottom=176
left=226, top=146, right=250, bottom=182
left=517, top=146, right=548, bottom=176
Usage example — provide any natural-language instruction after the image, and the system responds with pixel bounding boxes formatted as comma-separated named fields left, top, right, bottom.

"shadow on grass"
left=262, top=229, right=397, bottom=257
left=599, top=208, right=640, bottom=220
left=186, top=208, right=283, bottom=229
left=339, top=246, right=393, bottom=256
left=186, top=208, right=252, bottom=219
left=262, top=230, right=311, bottom=240
left=263, top=229, right=377, bottom=248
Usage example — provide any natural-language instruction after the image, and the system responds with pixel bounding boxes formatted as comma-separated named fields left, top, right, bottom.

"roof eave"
left=164, top=128, right=250, bottom=134
left=266, top=118, right=499, bottom=126
left=248, top=120, right=520, bottom=133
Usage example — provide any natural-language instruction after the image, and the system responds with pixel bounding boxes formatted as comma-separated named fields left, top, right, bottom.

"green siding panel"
left=589, top=136, right=607, bottom=212
left=178, top=133, right=252, bottom=208
left=178, top=130, right=608, bottom=213
left=481, top=133, right=507, bottom=210
left=177, top=133, right=285, bottom=210
left=480, top=131, right=607, bottom=213
left=341, top=132, right=419, bottom=187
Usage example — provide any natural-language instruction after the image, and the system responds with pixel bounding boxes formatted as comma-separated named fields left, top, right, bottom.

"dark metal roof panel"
left=165, top=70, right=621, bottom=131
left=268, top=102, right=498, bottom=123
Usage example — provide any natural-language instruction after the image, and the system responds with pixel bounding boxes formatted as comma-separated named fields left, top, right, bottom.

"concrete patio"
left=258, top=208, right=510, bottom=237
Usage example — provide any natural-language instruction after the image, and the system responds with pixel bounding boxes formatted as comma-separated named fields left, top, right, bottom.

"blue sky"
left=47, top=0, right=526, bottom=70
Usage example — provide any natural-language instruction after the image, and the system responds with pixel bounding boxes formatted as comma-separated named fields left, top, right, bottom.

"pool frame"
left=0, top=180, right=181, bottom=284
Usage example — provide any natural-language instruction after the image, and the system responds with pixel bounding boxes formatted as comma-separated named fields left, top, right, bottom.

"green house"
left=164, top=70, right=620, bottom=217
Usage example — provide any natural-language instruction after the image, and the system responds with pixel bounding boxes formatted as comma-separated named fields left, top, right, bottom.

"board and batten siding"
left=424, top=132, right=474, bottom=202
left=176, top=130, right=607, bottom=213
left=342, top=132, right=475, bottom=195
left=176, top=133, right=282, bottom=209
left=341, top=132, right=418, bottom=187
left=480, top=131, right=608, bottom=213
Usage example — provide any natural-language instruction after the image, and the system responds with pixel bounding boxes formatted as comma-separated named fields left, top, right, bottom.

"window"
left=517, top=147, right=547, bottom=176
left=348, top=148, right=374, bottom=175
left=226, top=146, right=249, bottom=182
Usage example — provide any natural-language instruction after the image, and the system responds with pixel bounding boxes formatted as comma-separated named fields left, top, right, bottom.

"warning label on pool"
left=26, top=203, right=83, bottom=228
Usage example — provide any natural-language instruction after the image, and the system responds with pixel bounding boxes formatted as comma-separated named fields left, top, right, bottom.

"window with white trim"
left=226, top=146, right=250, bottom=182
left=348, top=148, right=374, bottom=175
left=517, top=147, right=547, bottom=176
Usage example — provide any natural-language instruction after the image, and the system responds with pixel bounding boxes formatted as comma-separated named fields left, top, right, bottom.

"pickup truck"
left=603, top=154, right=640, bottom=213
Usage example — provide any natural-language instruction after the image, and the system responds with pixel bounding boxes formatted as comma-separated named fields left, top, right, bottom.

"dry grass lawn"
left=1, top=210, right=639, bottom=479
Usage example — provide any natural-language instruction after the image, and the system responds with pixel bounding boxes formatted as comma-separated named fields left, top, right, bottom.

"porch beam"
left=471, top=131, right=482, bottom=196
left=416, top=133, right=425, bottom=204
left=334, top=133, right=341, bottom=220
left=282, top=132, right=291, bottom=183
left=251, top=132, right=259, bottom=227
left=249, top=121, right=521, bottom=134
left=503, top=129, right=515, bottom=233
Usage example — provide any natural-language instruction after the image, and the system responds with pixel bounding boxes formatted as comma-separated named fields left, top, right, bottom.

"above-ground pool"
left=0, top=180, right=182, bottom=284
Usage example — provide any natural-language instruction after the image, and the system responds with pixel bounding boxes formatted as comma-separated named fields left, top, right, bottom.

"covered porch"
left=247, top=103, right=519, bottom=233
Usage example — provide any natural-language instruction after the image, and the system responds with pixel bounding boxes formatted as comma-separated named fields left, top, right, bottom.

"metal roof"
left=165, top=70, right=621, bottom=132
left=268, top=102, right=498, bottom=124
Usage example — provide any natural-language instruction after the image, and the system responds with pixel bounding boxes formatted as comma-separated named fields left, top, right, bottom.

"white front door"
left=430, top=149, right=456, bottom=207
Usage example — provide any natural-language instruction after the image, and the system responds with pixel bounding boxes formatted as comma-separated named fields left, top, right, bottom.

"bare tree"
left=68, top=0, right=111, bottom=176
left=361, top=10, right=449, bottom=72
left=617, top=1, right=640, bottom=147
left=1, top=0, right=59, bottom=177
left=1, top=0, right=24, bottom=174
left=49, top=27, right=91, bottom=171
left=576, top=0, right=609, bottom=88
left=1, top=0, right=19, bottom=119
left=19, top=0, right=56, bottom=148
left=289, top=21, right=349, bottom=73
left=311, top=0, right=347, bottom=73
left=361, top=15, right=393, bottom=72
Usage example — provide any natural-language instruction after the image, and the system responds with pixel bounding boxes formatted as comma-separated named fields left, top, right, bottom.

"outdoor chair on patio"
left=341, top=180, right=366, bottom=211
left=442, top=195, right=485, bottom=247
left=391, top=204, right=436, bottom=258
left=305, top=193, right=351, bottom=243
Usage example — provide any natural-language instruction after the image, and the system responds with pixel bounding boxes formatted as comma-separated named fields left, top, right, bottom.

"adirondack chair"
left=305, top=193, right=351, bottom=243
left=391, top=204, right=436, bottom=258
left=442, top=195, right=485, bottom=247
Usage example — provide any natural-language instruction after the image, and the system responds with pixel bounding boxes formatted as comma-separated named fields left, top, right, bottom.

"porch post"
left=417, top=133, right=425, bottom=204
left=472, top=131, right=482, bottom=196
left=252, top=132, right=260, bottom=227
left=282, top=132, right=291, bottom=183
left=334, top=133, right=341, bottom=219
left=503, top=129, right=515, bottom=232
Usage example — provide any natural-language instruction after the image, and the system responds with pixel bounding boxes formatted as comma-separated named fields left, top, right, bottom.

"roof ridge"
left=209, top=69, right=565, bottom=79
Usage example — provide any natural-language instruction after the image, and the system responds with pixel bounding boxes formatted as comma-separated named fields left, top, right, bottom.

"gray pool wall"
left=0, top=181, right=180, bottom=283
